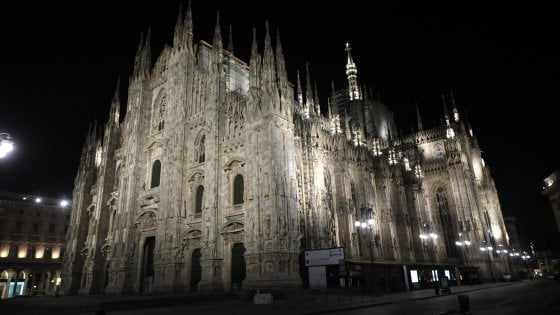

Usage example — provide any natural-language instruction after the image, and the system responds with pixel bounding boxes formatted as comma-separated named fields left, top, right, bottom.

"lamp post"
left=509, top=250, right=520, bottom=278
left=496, top=245, right=510, bottom=280
left=455, top=233, right=472, bottom=286
left=479, top=245, right=496, bottom=282
left=354, top=207, right=375, bottom=263
left=420, top=232, right=439, bottom=295
left=521, top=253, right=532, bottom=280
left=355, top=207, right=375, bottom=289
left=0, top=133, right=14, bottom=158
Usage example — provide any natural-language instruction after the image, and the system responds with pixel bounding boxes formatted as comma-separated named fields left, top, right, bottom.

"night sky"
left=0, top=1, right=558, bottom=250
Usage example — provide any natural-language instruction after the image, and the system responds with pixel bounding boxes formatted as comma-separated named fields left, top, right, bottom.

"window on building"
left=9, top=245, right=17, bottom=258
left=0, top=222, right=3, bottom=232
left=195, top=185, right=204, bottom=214
left=233, top=174, right=244, bottom=205
left=49, top=223, right=55, bottom=233
left=36, top=211, right=41, bottom=217
left=32, top=222, right=39, bottom=233
left=27, top=246, right=35, bottom=259
left=197, top=135, right=205, bottom=163
left=15, top=221, right=22, bottom=233
left=150, top=160, right=161, bottom=188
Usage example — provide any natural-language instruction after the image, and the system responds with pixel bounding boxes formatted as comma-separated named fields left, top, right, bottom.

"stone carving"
left=135, top=211, right=157, bottom=231
left=351, top=233, right=359, bottom=257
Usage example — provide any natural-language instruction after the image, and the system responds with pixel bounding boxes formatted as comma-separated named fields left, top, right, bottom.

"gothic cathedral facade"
left=62, top=6, right=509, bottom=294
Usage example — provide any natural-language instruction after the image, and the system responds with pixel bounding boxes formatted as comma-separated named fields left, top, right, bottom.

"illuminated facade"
left=0, top=191, right=70, bottom=298
left=62, top=5, right=510, bottom=295
left=543, top=170, right=560, bottom=234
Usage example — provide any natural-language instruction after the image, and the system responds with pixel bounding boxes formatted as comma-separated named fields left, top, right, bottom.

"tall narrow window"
left=150, top=160, right=161, bottom=188
left=199, top=136, right=205, bottom=163
left=195, top=185, right=204, bottom=214
left=435, top=187, right=458, bottom=258
left=15, top=222, right=22, bottom=233
left=233, top=175, right=244, bottom=205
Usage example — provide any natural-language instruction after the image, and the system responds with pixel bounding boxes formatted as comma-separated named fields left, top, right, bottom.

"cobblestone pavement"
left=0, top=281, right=521, bottom=315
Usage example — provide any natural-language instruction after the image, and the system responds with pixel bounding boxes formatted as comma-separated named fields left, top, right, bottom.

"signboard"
left=304, top=247, right=344, bottom=266
left=308, top=266, right=327, bottom=289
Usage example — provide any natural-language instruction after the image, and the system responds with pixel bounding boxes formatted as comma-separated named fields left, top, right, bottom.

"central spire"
left=345, top=42, right=361, bottom=101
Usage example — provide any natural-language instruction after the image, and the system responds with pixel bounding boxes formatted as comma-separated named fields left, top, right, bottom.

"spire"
left=304, top=62, right=313, bottom=118
left=132, top=30, right=151, bottom=79
left=275, top=29, right=288, bottom=91
left=296, top=70, right=303, bottom=109
left=362, top=84, right=369, bottom=102
left=144, top=28, right=152, bottom=71
left=464, top=110, right=474, bottom=137
left=442, top=94, right=455, bottom=139
left=314, top=81, right=320, bottom=116
left=212, top=12, right=223, bottom=53
left=110, top=79, right=121, bottom=125
left=450, top=91, right=460, bottom=121
left=415, top=101, right=424, bottom=131
left=173, top=2, right=184, bottom=48
left=184, top=1, right=193, bottom=37
left=132, top=33, right=144, bottom=78
left=330, top=80, right=338, bottom=115
left=262, top=21, right=277, bottom=92
left=249, top=28, right=261, bottom=90
left=345, top=42, right=361, bottom=100
left=227, top=24, right=234, bottom=52
left=441, top=94, right=450, bottom=126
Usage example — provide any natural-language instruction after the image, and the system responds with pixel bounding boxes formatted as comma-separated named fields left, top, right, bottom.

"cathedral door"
left=141, top=236, right=155, bottom=293
left=231, top=243, right=246, bottom=291
left=190, top=249, right=202, bottom=292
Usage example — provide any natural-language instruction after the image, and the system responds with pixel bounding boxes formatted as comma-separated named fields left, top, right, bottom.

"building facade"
left=0, top=191, right=70, bottom=298
left=62, top=6, right=510, bottom=295
left=543, top=170, right=560, bottom=234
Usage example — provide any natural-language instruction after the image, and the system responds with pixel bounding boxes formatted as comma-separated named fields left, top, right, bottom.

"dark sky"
left=0, top=1, right=558, bottom=250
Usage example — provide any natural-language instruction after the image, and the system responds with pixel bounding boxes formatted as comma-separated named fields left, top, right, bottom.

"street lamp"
left=355, top=207, right=376, bottom=290
left=0, top=133, right=14, bottom=158
left=479, top=245, right=496, bottom=282
left=496, top=245, right=510, bottom=280
left=420, top=232, right=439, bottom=295
left=521, top=253, right=532, bottom=280
left=455, top=233, right=472, bottom=286
left=354, top=207, right=375, bottom=263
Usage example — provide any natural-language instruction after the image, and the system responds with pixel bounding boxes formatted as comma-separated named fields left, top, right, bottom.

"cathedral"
left=62, top=4, right=510, bottom=295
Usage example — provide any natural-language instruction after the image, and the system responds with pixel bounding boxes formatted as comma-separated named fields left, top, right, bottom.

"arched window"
left=233, top=174, right=244, bottom=205
left=150, top=160, right=161, bottom=188
left=198, top=135, right=205, bottom=163
left=195, top=185, right=204, bottom=214
left=435, top=187, right=457, bottom=258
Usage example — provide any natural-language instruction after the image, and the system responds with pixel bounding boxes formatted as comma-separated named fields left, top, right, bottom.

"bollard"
left=457, top=294, right=470, bottom=312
